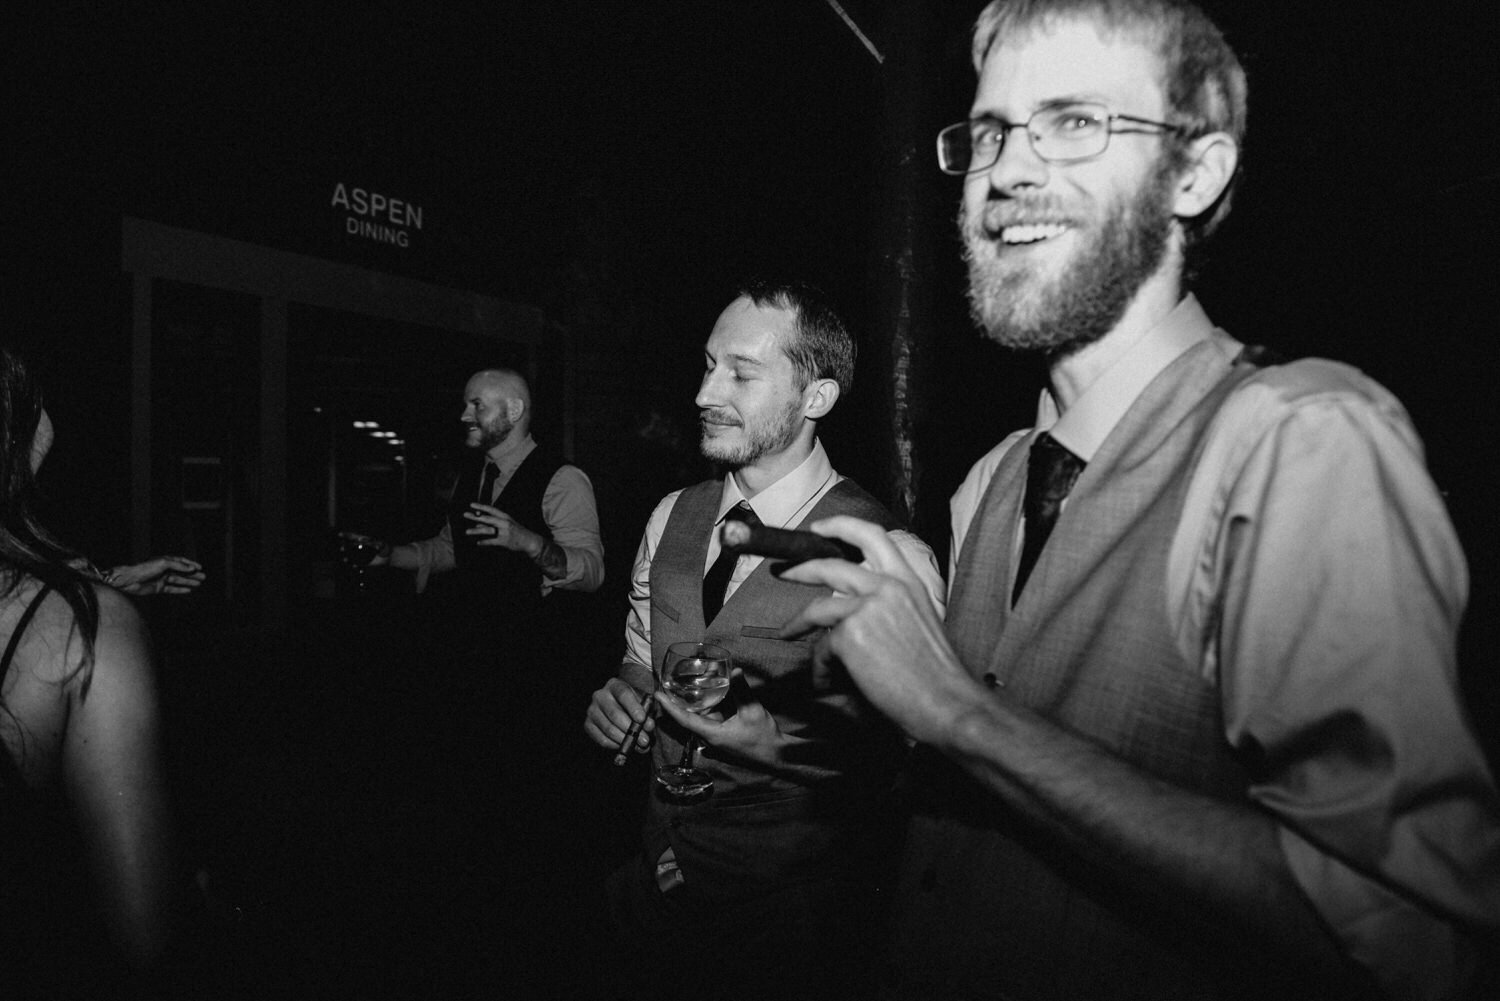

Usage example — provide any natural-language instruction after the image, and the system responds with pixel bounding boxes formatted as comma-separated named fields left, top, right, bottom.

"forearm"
left=935, top=692, right=1351, bottom=976
left=522, top=531, right=601, bottom=589
left=544, top=541, right=604, bottom=591
left=541, top=467, right=604, bottom=591
left=385, top=541, right=421, bottom=572
left=530, top=535, right=570, bottom=581
left=385, top=533, right=454, bottom=576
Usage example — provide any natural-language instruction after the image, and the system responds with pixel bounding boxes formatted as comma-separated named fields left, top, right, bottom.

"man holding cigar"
left=776, top=1, right=1500, bottom=999
left=583, top=278, right=943, bottom=999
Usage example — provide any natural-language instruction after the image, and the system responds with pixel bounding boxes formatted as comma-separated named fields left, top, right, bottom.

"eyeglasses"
left=936, top=102, right=1185, bottom=174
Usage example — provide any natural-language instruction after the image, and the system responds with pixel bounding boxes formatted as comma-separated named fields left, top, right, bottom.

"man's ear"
left=803, top=378, right=840, bottom=420
left=506, top=398, right=525, bottom=424
left=1172, top=131, right=1238, bottom=221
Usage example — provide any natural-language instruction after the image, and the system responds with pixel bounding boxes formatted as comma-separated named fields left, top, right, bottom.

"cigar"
left=612, top=691, right=658, bottom=766
left=719, top=521, right=864, bottom=565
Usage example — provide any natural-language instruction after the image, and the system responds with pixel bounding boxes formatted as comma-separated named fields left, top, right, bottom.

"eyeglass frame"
left=936, top=102, right=1187, bottom=175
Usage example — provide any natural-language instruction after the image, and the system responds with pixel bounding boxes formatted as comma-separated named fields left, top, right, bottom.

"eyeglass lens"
left=942, top=103, right=1112, bottom=172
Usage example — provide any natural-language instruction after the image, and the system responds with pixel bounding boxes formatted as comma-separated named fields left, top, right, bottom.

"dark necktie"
left=702, top=501, right=760, bottom=624
left=477, top=460, right=499, bottom=507
left=1012, top=432, right=1085, bottom=604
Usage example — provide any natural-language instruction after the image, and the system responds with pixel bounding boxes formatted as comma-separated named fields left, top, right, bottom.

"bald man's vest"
left=443, top=444, right=562, bottom=628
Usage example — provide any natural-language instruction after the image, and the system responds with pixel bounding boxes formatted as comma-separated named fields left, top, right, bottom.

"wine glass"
left=336, top=531, right=383, bottom=594
left=654, top=641, right=733, bottom=800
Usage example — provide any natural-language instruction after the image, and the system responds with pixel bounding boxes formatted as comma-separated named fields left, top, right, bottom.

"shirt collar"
left=1040, top=294, right=1230, bottom=461
left=717, top=439, right=834, bottom=528
left=487, top=432, right=536, bottom=477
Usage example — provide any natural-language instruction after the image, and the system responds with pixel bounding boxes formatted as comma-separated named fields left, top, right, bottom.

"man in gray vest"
left=584, top=279, right=943, bottom=999
left=780, top=2, right=1500, bottom=999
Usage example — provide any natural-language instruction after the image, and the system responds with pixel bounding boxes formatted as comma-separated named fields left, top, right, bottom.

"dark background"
left=7, top=0, right=1496, bottom=563
left=4, top=1, right=1497, bottom=995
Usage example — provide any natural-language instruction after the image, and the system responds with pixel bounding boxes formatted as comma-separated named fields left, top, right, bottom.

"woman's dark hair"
left=0, top=343, right=98, bottom=684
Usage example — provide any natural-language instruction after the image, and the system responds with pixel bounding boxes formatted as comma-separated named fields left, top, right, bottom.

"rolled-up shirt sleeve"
left=541, top=465, right=605, bottom=594
left=621, top=491, right=680, bottom=679
left=406, top=522, right=457, bottom=593
left=1202, top=388, right=1500, bottom=998
left=887, top=528, right=946, bottom=619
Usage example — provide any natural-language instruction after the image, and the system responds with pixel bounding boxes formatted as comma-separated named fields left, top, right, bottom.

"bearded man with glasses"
left=778, top=1, right=1500, bottom=998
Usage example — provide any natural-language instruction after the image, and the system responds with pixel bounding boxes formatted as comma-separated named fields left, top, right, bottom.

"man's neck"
left=732, top=435, right=816, bottom=500
left=484, top=429, right=532, bottom=466
left=1047, top=266, right=1184, bottom=411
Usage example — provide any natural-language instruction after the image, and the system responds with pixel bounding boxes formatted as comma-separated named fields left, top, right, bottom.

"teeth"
left=1002, top=223, right=1068, bottom=244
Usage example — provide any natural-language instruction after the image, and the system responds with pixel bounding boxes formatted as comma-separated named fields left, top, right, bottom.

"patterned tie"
left=476, top=460, right=499, bottom=507
left=702, top=501, right=760, bottom=624
left=1012, top=432, right=1085, bottom=604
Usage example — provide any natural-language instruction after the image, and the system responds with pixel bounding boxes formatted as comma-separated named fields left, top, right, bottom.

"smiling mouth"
left=1001, top=223, right=1070, bottom=245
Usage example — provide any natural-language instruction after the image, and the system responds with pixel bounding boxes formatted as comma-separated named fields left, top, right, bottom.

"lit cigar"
left=612, top=691, right=658, bottom=766
left=720, top=521, right=864, bottom=565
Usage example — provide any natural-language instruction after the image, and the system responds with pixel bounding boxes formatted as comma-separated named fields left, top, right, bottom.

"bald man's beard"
left=962, top=157, right=1177, bottom=357
left=467, top=412, right=514, bottom=451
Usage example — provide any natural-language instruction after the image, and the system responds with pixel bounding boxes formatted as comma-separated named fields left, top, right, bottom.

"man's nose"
left=984, top=125, right=1048, bottom=192
left=695, top=371, right=722, bottom=409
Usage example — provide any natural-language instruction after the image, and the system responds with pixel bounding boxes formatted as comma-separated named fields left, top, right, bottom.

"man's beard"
left=962, top=158, right=1176, bottom=357
left=468, top=415, right=513, bottom=451
left=700, top=397, right=803, bottom=468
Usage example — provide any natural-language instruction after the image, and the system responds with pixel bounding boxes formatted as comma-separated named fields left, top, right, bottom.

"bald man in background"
left=360, top=369, right=605, bottom=811
left=368, top=368, right=603, bottom=617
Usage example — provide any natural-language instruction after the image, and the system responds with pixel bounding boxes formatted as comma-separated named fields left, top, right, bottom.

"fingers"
left=159, top=562, right=207, bottom=595
left=779, top=593, right=865, bottom=640
left=775, top=520, right=917, bottom=636
left=464, top=506, right=514, bottom=541
left=778, top=554, right=882, bottom=593
left=466, top=503, right=512, bottom=521
left=804, top=516, right=915, bottom=577
left=653, top=689, right=715, bottom=738
left=584, top=680, right=654, bottom=751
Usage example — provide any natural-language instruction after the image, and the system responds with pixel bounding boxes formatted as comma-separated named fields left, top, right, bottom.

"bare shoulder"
left=3, top=579, right=81, bottom=684
left=91, top=582, right=151, bottom=646
left=1, top=579, right=94, bottom=781
left=5, top=580, right=149, bottom=688
left=77, top=585, right=157, bottom=712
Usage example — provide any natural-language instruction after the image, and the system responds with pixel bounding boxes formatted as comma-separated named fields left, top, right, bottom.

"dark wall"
left=7, top=0, right=1496, bottom=606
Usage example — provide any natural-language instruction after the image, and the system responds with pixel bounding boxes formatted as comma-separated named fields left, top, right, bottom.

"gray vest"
left=642, top=478, right=905, bottom=889
left=648, top=477, right=903, bottom=797
left=888, top=341, right=1285, bottom=1001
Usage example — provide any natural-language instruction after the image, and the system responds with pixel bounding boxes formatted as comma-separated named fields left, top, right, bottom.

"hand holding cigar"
left=719, top=520, right=864, bottom=565
left=612, top=688, right=658, bottom=766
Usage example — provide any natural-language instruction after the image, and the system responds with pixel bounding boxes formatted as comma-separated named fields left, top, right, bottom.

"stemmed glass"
left=654, top=641, right=733, bottom=800
left=336, top=532, right=383, bottom=594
